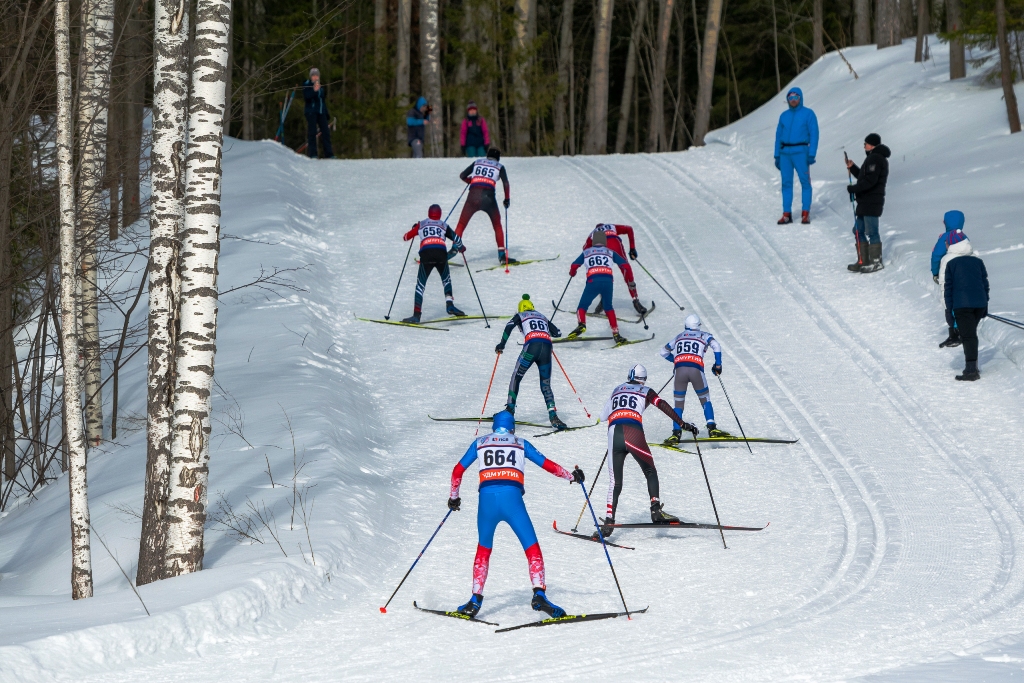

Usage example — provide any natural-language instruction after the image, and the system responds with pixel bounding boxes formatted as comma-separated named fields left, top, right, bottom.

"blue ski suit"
left=774, top=87, right=819, bottom=214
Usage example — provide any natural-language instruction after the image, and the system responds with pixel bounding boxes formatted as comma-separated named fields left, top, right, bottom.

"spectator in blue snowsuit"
left=303, top=68, right=333, bottom=159
left=407, top=96, right=432, bottom=158
left=774, top=87, right=818, bottom=224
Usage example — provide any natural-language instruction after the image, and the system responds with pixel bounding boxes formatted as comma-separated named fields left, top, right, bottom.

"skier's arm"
left=660, top=343, right=674, bottom=362
left=496, top=314, right=521, bottom=351
left=583, top=235, right=594, bottom=249
left=450, top=442, right=479, bottom=499
left=548, top=320, right=562, bottom=338
left=708, top=336, right=723, bottom=366
left=403, top=223, right=419, bottom=241
left=648, top=388, right=692, bottom=430
left=612, top=251, right=635, bottom=282
left=848, top=162, right=861, bottom=178
left=600, top=397, right=613, bottom=423
left=930, top=234, right=949, bottom=276
left=459, top=163, right=474, bottom=184
left=615, top=225, right=636, bottom=252
left=444, top=226, right=464, bottom=251
left=524, top=441, right=572, bottom=481
left=569, top=252, right=585, bottom=277
left=848, top=161, right=879, bottom=194
left=499, top=166, right=510, bottom=200
left=808, top=110, right=819, bottom=159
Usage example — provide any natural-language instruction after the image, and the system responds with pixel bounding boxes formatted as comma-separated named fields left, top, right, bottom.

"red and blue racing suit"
left=569, top=246, right=634, bottom=331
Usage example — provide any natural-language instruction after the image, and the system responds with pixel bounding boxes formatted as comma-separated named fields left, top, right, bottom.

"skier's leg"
left=483, top=196, right=505, bottom=250
left=623, top=425, right=660, bottom=501
left=501, top=489, right=544, bottom=588
left=673, top=366, right=687, bottom=416
left=455, top=189, right=481, bottom=237
left=692, top=368, right=716, bottom=425
left=535, top=345, right=556, bottom=411
left=440, top=262, right=454, bottom=300
left=473, top=488, right=502, bottom=594
left=780, top=154, right=795, bottom=214
left=598, top=280, right=620, bottom=335
left=506, top=346, right=536, bottom=412
left=412, top=262, right=429, bottom=315
left=607, top=425, right=628, bottom=519
left=576, top=282, right=599, bottom=328
left=794, top=152, right=812, bottom=212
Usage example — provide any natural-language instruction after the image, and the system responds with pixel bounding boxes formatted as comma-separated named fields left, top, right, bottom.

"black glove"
left=628, top=248, right=638, bottom=260
left=459, top=245, right=466, bottom=253
left=503, top=198, right=510, bottom=209
left=571, top=467, right=585, bottom=484
left=448, top=497, right=461, bottom=511
left=683, top=421, right=699, bottom=436
left=495, top=344, right=505, bottom=354
left=712, top=364, right=722, bottom=376
left=847, top=184, right=856, bottom=194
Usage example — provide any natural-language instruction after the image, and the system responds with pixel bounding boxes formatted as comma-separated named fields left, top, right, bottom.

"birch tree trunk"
left=455, top=0, right=477, bottom=118
left=164, top=0, right=230, bottom=577
left=479, top=0, right=502, bottom=151
left=812, top=0, right=823, bottom=60
left=420, top=0, right=444, bottom=156
left=914, top=0, right=928, bottom=61
left=947, top=0, right=965, bottom=79
left=583, top=0, right=615, bottom=154
left=995, top=0, right=1022, bottom=133
left=57, top=0, right=94, bottom=600
left=396, top=0, right=412, bottom=144
left=875, top=0, right=900, bottom=48
left=554, top=0, right=573, bottom=154
left=615, top=0, right=647, bottom=154
left=512, top=0, right=536, bottom=154
left=854, top=0, right=871, bottom=45
left=374, top=0, right=387, bottom=68
left=647, top=0, right=673, bottom=152
left=692, top=0, right=723, bottom=145
left=138, top=0, right=190, bottom=586
left=77, top=0, right=116, bottom=447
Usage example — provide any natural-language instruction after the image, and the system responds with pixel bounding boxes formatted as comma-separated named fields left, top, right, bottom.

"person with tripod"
left=846, top=133, right=891, bottom=273
left=406, top=96, right=432, bottom=158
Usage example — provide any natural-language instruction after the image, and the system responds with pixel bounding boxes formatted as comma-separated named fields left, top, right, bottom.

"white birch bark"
left=692, top=0, right=723, bottom=145
left=164, top=0, right=231, bottom=577
left=420, top=0, right=444, bottom=156
left=583, top=0, right=615, bottom=154
left=512, top=0, right=535, bottom=154
left=396, top=0, right=411, bottom=102
left=77, top=0, right=116, bottom=447
left=554, top=0, right=574, bottom=154
left=138, top=0, right=190, bottom=586
left=57, top=0, right=94, bottom=601
left=647, top=0, right=673, bottom=152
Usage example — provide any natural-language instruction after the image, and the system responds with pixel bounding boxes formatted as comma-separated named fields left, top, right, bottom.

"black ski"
left=608, top=521, right=768, bottom=532
left=552, top=301, right=656, bottom=324
left=495, top=606, right=649, bottom=633
left=428, top=415, right=550, bottom=428
left=413, top=601, right=499, bottom=626
left=531, top=418, right=601, bottom=438
left=552, top=521, right=635, bottom=549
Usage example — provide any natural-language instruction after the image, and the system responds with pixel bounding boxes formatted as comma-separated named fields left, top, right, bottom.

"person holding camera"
left=407, top=96, right=432, bottom=158
left=303, top=68, right=333, bottom=159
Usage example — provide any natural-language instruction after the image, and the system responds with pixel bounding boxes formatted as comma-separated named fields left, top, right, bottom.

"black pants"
left=953, top=307, right=986, bottom=363
left=305, top=112, right=334, bottom=158
left=604, top=423, right=659, bottom=519
left=414, top=249, right=452, bottom=313
left=507, top=341, right=555, bottom=412
left=944, top=307, right=956, bottom=329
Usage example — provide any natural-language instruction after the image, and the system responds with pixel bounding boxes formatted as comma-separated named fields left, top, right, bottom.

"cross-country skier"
left=660, top=313, right=729, bottom=442
left=567, top=230, right=635, bottom=344
left=584, top=223, right=648, bottom=316
left=495, top=294, right=567, bottom=430
left=448, top=410, right=584, bottom=618
left=400, top=204, right=467, bottom=323
left=456, top=148, right=515, bottom=265
left=595, top=364, right=698, bottom=538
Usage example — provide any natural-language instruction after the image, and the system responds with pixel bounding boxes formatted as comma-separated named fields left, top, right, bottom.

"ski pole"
left=462, top=251, right=489, bottom=328
left=580, top=479, right=632, bottom=618
left=988, top=313, right=1024, bottom=331
left=385, top=239, right=415, bottom=320
left=380, top=508, right=453, bottom=613
left=550, top=276, right=573, bottom=322
left=845, top=151, right=861, bottom=264
left=475, top=353, right=501, bottom=437
left=634, top=259, right=684, bottom=311
left=446, top=184, right=469, bottom=223
left=716, top=375, right=752, bottom=454
left=658, top=372, right=673, bottom=394
left=504, top=206, right=510, bottom=273
left=571, top=449, right=607, bottom=532
left=551, top=350, right=591, bottom=418
left=692, top=435, right=727, bottom=549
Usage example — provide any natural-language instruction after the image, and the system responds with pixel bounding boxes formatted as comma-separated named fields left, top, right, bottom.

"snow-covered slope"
left=2, top=38, right=1023, bottom=682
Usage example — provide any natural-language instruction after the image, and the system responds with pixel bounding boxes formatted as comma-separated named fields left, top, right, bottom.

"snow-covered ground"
left=1, top=37, right=1023, bottom=682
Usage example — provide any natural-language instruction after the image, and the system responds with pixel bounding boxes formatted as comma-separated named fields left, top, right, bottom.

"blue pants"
left=780, top=152, right=811, bottom=213
left=854, top=216, right=880, bottom=245
left=477, top=485, right=538, bottom=550
left=577, top=277, right=614, bottom=313
left=305, top=112, right=334, bottom=159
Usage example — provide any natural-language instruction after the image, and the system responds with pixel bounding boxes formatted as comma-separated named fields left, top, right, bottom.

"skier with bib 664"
left=401, top=204, right=467, bottom=323
left=456, top=149, right=515, bottom=265
left=495, top=294, right=567, bottom=431
left=567, top=230, right=635, bottom=344
left=448, top=410, right=584, bottom=618
left=661, top=313, right=730, bottom=442
left=595, top=365, right=698, bottom=538
left=584, top=223, right=648, bottom=316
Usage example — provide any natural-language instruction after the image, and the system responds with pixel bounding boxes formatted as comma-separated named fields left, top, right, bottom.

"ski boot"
left=549, top=411, right=568, bottom=431
left=651, top=500, right=679, bottom=524
left=567, top=324, right=586, bottom=340
left=446, top=301, right=467, bottom=317
left=612, top=332, right=628, bottom=345
left=801, top=210, right=810, bottom=225
left=939, top=328, right=962, bottom=348
left=777, top=212, right=793, bottom=225
left=593, top=302, right=604, bottom=315
left=591, top=516, right=615, bottom=540
left=457, top=593, right=483, bottom=617
left=707, top=423, right=731, bottom=438
left=498, top=250, right=519, bottom=265
left=401, top=312, right=421, bottom=324
left=504, top=403, right=516, bottom=416
left=664, top=430, right=682, bottom=446
left=955, top=361, right=980, bottom=382
left=531, top=588, right=567, bottom=618
left=848, top=241, right=867, bottom=272
left=860, top=243, right=884, bottom=273
left=633, top=298, right=648, bottom=315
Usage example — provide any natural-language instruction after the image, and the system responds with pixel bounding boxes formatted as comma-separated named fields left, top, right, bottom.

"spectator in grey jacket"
left=943, top=252, right=989, bottom=381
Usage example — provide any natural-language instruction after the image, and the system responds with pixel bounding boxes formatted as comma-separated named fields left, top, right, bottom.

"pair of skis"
left=551, top=519, right=767, bottom=549
left=552, top=300, right=656, bottom=325
left=552, top=333, right=655, bottom=349
left=474, top=255, right=560, bottom=273
left=427, top=415, right=601, bottom=438
left=412, top=601, right=648, bottom=632
left=357, top=313, right=503, bottom=331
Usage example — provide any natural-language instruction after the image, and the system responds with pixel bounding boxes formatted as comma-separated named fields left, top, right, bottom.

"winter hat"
left=466, top=100, right=478, bottom=113
left=428, top=204, right=442, bottom=220
left=309, top=67, right=320, bottom=77
left=943, top=210, right=965, bottom=231
left=865, top=133, right=882, bottom=146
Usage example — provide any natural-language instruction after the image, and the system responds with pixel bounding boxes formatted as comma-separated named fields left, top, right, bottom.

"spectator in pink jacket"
left=460, top=101, right=490, bottom=157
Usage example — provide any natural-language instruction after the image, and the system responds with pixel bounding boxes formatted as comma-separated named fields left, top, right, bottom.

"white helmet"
left=684, top=314, right=701, bottom=330
left=628, top=364, right=648, bottom=383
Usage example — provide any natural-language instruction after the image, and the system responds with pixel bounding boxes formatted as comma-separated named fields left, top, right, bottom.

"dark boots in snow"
left=591, top=516, right=615, bottom=540
left=777, top=212, right=793, bottom=225
left=567, top=324, right=586, bottom=339
left=651, top=500, right=679, bottom=524
left=939, top=328, right=962, bottom=348
left=860, top=243, right=884, bottom=273
left=549, top=411, right=568, bottom=431
left=848, top=241, right=868, bottom=272
left=402, top=312, right=421, bottom=323
left=956, top=361, right=980, bottom=381
left=457, top=593, right=483, bottom=617
left=707, top=424, right=732, bottom=438
left=446, top=301, right=466, bottom=317
left=801, top=210, right=810, bottom=224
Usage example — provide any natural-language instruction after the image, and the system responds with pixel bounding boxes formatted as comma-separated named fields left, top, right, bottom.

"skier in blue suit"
left=774, top=87, right=819, bottom=225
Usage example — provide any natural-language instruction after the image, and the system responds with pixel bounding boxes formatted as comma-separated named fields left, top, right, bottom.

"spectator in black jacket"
left=845, top=133, right=890, bottom=273
left=303, top=68, right=333, bottom=159
left=944, top=253, right=990, bottom=381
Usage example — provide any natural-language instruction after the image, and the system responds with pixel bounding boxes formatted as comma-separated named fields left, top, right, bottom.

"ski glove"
left=495, top=344, right=505, bottom=354
left=808, top=156, right=816, bottom=165
left=503, top=198, right=510, bottom=209
left=933, top=275, right=939, bottom=284
left=712, top=363, right=722, bottom=376
left=774, top=157, right=781, bottom=170
left=628, top=248, right=638, bottom=260
left=448, top=497, right=461, bottom=511
left=569, top=264, right=579, bottom=277
left=571, top=467, right=585, bottom=484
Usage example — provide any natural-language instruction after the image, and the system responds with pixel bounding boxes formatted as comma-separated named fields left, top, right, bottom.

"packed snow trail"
left=3, top=39, right=1024, bottom=682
